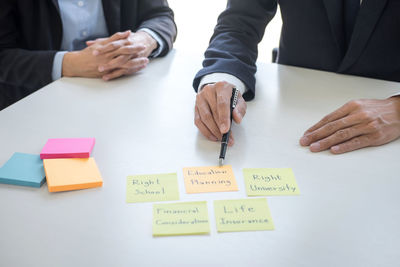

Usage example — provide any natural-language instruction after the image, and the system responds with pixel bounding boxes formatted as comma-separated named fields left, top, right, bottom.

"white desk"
left=0, top=49, right=399, bottom=267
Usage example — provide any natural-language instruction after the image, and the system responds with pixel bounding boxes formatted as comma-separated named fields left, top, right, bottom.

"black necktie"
left=344, top=0, right=360, bottom=46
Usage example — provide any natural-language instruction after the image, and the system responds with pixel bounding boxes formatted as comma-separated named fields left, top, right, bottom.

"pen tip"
left=219, top=158, right=224, bottom=166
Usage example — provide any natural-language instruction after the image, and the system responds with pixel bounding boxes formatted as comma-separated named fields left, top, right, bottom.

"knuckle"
left=351, top=137, right=363, bottom=147
left=202, top=112, right=212, bottom=121
left=336, top=129, right=349, bottom=140
left=349, top=100, right=362, bottom=109
left=215, top=81, right=229, bottom=88
left=202, top=84, right=215, bottom=92
left=367, top=121, right=380, bottom=132
left=359, top=110, right=373, bottom=121
left=325, top=122, right=335, bottom=132
left=320, top=115, right=330, bottom=124
left=217, top=97, right=229, bottom=107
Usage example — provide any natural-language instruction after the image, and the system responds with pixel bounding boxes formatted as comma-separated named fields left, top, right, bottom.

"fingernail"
left=300, top=136, right=309, bottom=146
left=310, top=142, right=320, bottom=152
left=93, top=50, right=99, bottom=56
left=331, top=146, right=340, bottom=153
left=103, top=76, right=109, bottom=81
left=98, top=66, right=105, bottom=72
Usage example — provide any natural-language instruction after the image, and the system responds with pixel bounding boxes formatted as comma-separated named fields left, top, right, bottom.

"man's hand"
left=88, top=31, right=157, bottom=80
left=63, top=31, right=153, bottom=80
left=194, top=81, right=247, bottom=145
left=300, top=97, right=400, bottom=154
left=62, top=31, right=141, bottom=78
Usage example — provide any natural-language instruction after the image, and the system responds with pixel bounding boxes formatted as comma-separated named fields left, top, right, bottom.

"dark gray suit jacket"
left=0, top=0, right=177, bottom=110
left=194, top=0, right=400, bottom=101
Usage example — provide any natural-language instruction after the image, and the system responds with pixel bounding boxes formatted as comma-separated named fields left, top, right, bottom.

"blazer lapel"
left=102, top=0, right=121, bottom=34
left=322, top=0, right=346, bottom=56
left=338, top=0, right=388, bottom=72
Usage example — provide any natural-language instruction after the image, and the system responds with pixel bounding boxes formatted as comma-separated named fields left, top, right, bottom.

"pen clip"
left=231, top=88, right=239, bottom=109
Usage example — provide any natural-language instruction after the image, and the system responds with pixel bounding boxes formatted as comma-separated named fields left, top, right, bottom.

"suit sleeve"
left=136, top=0, right=177, bottom=57
left=193, top=0, right=278, bottom=100
left=0, top=1, right=57, bottom=107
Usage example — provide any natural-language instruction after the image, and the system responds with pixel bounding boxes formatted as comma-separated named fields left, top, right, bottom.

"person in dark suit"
left=193, top=0, right=400, bottom=154
left=0, top=0, right=177, bottom=110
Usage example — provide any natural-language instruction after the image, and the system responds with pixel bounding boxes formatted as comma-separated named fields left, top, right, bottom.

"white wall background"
left=168, top=0, right=282, bottom=63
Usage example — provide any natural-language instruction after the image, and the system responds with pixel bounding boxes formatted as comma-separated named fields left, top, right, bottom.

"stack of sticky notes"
left=0, top=152, right=46, bottom=188
left=41, top=138, right=103, bottom=192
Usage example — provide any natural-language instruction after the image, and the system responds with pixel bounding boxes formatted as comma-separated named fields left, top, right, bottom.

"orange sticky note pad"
left=43, top=158, right=103, bottom=192
left=183, top=165, right=238, bottom=193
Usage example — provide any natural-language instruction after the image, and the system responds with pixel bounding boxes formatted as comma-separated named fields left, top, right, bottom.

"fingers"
left=194, top=106, right=218, bottom=141
left=300, top=98, right=400, bottom=154
left=330, top=135, right=373, bottom=154
left=307, top=123, right=375, bottom=152
left=87, top=31, right=131, bottom=49
left=102, top=57, right=148, bottom=81
left=228, top=132, right=234, bottom=146
left=216, top=82, right=236, bottom=133
left=122, top=57, right=149, bottom=73
left=103, top=30, right=131, bottom=44
left=304, top=101, right=353, bottom=135
left=196, top=93, right=223, bottom=140
left=93, top=39, right=132, bottom=56
left=113, top=44, right=146, bottom=56
left=86, top=38, right=107, bottom=46
left=194, top=81, right=242, bottom=143
left=300, top=113, right=362, bottom=146
left=98, top=55, right=132, bottom=73
left=233, top=93, right=246, bottom=124
left=213, top=82, right=239, bottom=134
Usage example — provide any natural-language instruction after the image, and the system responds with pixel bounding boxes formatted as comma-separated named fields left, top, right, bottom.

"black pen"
left=219, top=87, right=239, bottom=166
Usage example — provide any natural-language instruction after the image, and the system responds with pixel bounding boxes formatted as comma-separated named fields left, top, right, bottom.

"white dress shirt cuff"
left=51, top=51, right=68, bottom=81
left=198, top=73, right=247, bottom=95
left=138, top=28, right=165, bottom=58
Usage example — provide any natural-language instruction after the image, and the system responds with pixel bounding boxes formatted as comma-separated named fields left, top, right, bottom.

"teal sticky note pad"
left=0, top=153, right=46, bottom=188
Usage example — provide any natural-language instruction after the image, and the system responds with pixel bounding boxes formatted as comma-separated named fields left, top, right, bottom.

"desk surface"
left=0, top=50, right=399, bottom=267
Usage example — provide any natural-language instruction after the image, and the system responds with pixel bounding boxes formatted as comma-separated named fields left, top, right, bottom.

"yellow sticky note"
left=126, top=173, right=179, bottom=203
left=243, top=168, right=300, bottom=196
left=43, top=158, right=103, bottom=192
left=214, top=198, right=274, bottom=232
left=153, top=201, right=210, bottom=236
left=183, top=165, right=238, bottom=193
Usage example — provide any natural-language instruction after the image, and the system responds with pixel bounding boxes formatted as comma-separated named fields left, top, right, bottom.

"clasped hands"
left=195, top=82, right=400, bottom=154
left=62, top=30, right=157, bottom=80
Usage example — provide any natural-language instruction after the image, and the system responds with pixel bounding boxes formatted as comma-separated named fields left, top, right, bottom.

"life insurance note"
left=243, top=168, right=300, bottom=196
left=214, top=198, right=274, bottom=232
left=183, top=165, right=238, bottom=193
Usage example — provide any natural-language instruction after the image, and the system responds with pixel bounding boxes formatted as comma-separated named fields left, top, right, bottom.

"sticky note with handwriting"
left=126, top=173, right=179, bottom=203
left=183, top=165, right=238, bottom=193
left=153, top=201, right=210, bottom=236
left=214, top=198, right=274, bottom=232
left=243, top=168, right=299, bottom=196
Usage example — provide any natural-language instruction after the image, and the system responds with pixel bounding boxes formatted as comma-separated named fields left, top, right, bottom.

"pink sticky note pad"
left=40, top=138, right=95, bottom=159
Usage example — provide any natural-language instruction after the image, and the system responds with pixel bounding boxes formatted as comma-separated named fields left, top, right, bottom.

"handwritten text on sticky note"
left=243, top=168, right=299, bottom=196
left=214, top=198, right=274, bottom=232
left=126, top=173, right=179, bottom=203
left=153, top=201, right=210, bottom=236
left=183, top=165, right=238, bottom=193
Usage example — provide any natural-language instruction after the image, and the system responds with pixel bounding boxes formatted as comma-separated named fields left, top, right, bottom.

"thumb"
left=233, top=96, right=247, bottom=124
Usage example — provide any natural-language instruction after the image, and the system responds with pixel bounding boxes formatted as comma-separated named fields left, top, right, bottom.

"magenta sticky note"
left=40, top=138, right=95, bottom=159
